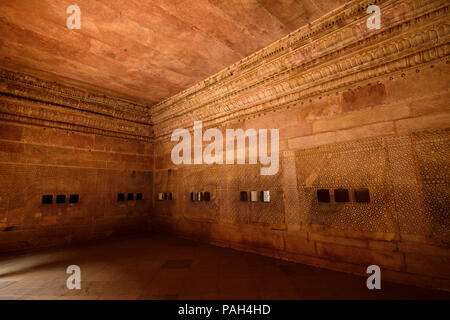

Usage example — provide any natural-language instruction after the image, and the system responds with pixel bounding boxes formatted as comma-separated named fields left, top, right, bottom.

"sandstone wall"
left=0, top=70, right=154, bottom=252
left=150, top=0, right=450, bottom=290
left=0, top=0, right=448, bottom=292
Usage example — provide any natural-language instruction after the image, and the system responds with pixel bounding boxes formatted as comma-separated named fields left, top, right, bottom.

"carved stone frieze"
left=0, top=69, right=153, bottom=142
left=151, top=0, right=449, bottom=141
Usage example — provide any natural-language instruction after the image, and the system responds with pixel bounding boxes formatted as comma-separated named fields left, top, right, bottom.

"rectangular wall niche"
left=117, top=193, right=125, bottom=201
left=317, top=189, right=331, bottom=203
left=56, top=195, right=66, bottom=204
left=261, top=191, right=270, bottom=203
left=158, top=192, right=172, bottom=200
left=190, top=192, right=210, bottom=201
left=354, top=188, right=370, bottom=203
left=240, top=191, right=248, bottom=202
left=42, top=195, right=53, bottom=204
left=136, top=193, right=143, bottom=201
left=69, top=194, right=79, bottom=203
left=334, top=189, right=350, bottom=202
left=127, top=193, right=134, bottom=201
left=250, top=191, right=258, bottom=202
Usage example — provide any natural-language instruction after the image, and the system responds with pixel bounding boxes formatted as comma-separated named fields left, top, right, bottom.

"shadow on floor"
left=0, top=233, right=449, bottom=300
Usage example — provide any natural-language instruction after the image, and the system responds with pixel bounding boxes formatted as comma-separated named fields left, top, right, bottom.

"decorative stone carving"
left=0, top=69, right=153, bottom=142
left=151, top=0, right=449, bottom=141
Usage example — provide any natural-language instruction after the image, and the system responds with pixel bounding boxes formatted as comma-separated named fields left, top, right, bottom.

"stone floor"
left=0, top=233, right=449, bottom=300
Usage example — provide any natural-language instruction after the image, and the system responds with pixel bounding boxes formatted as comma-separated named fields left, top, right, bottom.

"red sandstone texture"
left=0, top=0, right=449, bottom=292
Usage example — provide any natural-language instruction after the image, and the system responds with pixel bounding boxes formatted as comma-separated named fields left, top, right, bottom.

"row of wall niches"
left=317, top=188, right=370, bottom=203
left=190, top=192, right=211, bottom=202
left=240, top=191, right=270, bottom=203
left=117, top=193, right=144, bottom=201
left=41, top=194, right=79, bottom=204
left=157, top=192, right=173, bottom=201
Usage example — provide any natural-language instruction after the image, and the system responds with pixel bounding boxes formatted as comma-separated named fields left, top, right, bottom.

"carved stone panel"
left=295, top=136, right=398, bottom=238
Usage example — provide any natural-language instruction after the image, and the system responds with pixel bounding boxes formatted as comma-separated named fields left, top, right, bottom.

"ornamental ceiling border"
left=151, top=0, right=449, bottom=141
left=0, top=68, right=154, bottom=142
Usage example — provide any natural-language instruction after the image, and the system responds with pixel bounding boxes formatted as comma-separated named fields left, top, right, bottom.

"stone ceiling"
left=0, top=0, right=350, bottom=106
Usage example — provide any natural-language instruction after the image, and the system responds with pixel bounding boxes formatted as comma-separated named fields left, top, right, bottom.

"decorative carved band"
left=0, top=0, right=448, bottom=144
left=0, top=69, right=153, bottom=142
left=151, top=0, right=449, bottom=141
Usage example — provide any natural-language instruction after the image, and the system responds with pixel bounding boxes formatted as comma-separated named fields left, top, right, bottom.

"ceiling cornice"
left=151, top=0, right=449, bottom=141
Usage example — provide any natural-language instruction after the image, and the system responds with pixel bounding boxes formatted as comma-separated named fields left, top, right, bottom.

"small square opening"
left=334, top=189, right=350, bottom=203
left=117, top=193, right=125, bottom=201
left=317, top=189, right=330, bottom=203
left=56, top=195, right=66, bottom=204
left=240, top=191, right=248, bottom=202
left=190, top=192, right=195, bottom=201
left=261, top=190, right=270, bottom=202
left=127, top=193, right=134, bottom=200
left=354, top=188, right=370, bottom=203
left=69, top=194, right=79, bottom=203
left=42, top=195, right=53, bottom=204
left=136, top=193, right=143, bottom=201
left=204, top=192, right=210, bottom=202
left=169, top=192, right=173, bottom=200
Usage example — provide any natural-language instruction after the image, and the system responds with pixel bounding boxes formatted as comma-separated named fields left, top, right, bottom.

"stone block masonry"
left=0, top=0, right=449, bottom=292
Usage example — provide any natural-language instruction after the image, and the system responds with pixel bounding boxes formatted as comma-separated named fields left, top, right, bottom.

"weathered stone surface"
left=312, top=103, right=410, bottom=134
left=405, top=253, right=450, bottom=279
left=342, top=83, right=387, bottom=113
left=145, top=0, right=450, bottom=291
left=280, top=122, right=313, bottom=141
left=395, top=113, right=450, bottom=133
left=315, top=241, right=404, bottom=271
left=0, top=0, right=349, bottom=105
left=0, top=0, right=449, bottom=292
left=288, top=122, right=395, bottom=150
left=0, top=69, right=154, bottom=250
